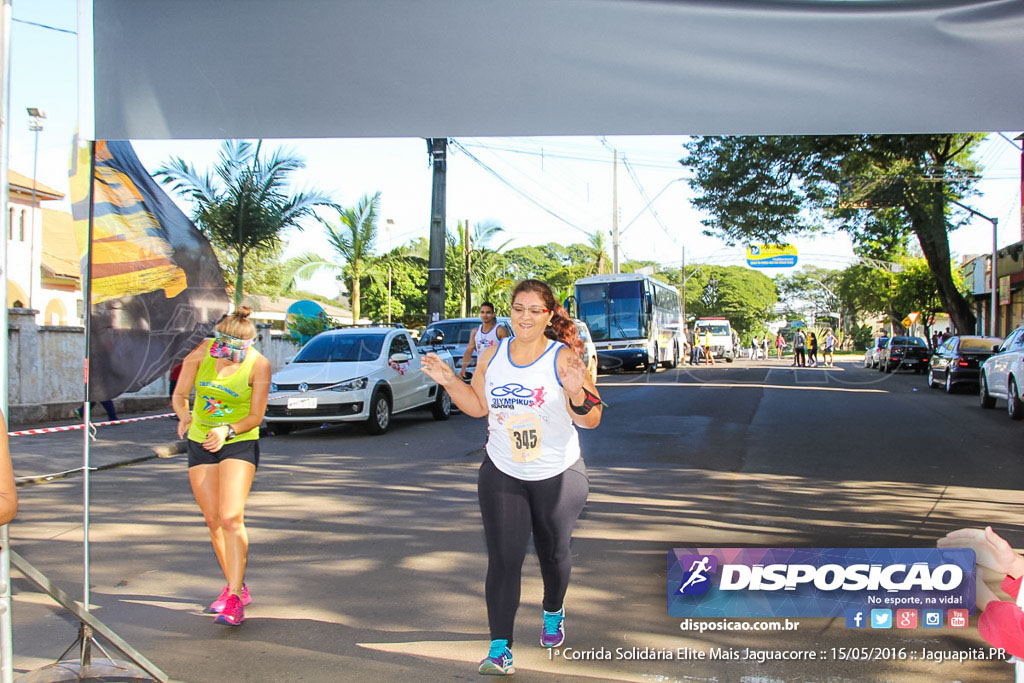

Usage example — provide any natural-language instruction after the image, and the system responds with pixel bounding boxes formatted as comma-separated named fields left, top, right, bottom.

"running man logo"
left=676, top=555, right=718, bottom=596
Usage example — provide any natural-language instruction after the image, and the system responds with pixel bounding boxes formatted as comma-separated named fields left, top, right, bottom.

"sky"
left=8, top=0, right=1023, bottom=299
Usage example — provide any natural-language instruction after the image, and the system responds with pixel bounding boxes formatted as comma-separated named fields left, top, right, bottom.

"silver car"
left=980, top=324, right=1024, bottom=420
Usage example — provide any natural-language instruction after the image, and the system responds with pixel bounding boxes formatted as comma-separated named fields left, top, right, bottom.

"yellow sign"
left=746, top=244, right=798, bottom=268
left=902, top=316, right=912, bottom=328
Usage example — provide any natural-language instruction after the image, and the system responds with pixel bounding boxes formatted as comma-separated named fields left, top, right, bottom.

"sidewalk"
left=7, top=411, right=182, bottom=482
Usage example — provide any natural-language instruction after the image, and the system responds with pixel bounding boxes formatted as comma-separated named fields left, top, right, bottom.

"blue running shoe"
left=478, top=639, right=514, bottom=676
left=541, top=607, right=565, bottom=648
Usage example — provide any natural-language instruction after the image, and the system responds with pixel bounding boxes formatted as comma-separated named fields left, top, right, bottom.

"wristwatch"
left=224, top=425, right=236, bottom=441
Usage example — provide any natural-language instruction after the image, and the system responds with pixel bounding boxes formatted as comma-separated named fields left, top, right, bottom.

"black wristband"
left=570, top=387, right=601, bottom=415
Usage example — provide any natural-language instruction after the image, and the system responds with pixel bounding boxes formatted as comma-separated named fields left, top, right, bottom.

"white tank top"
left=484, top=337, right=581, bottom=481
left=474, top=323, right=501, bottom=356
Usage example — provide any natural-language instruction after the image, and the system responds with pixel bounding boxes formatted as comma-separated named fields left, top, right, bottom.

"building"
left=6, top=170, right=82, bottom=325
left=964, top=241, right=1024, bottom=337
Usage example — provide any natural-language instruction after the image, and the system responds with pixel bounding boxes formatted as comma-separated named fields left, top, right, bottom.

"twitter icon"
left=870, top=609, right=892, bottom=629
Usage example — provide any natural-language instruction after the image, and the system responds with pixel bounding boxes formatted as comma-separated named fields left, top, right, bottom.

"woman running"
left=421, top=279, right=603, bottom=676
left=172, top=306, right=271, bottom=627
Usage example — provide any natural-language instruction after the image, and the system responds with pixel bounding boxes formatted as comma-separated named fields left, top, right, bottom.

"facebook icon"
left=845, top=609, right=867, bottom=628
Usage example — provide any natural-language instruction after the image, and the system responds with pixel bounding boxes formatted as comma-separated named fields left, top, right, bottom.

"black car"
left=927, top=335, right=1002, bottom=393
left=879, top=336, right=929, bottom=374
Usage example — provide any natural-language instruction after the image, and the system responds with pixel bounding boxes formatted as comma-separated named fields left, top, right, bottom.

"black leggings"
left=478, top=457, right=589, bottom=646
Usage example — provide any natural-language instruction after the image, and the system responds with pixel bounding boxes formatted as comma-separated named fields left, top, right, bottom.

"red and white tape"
left=8, top=413, right=175, bottom=437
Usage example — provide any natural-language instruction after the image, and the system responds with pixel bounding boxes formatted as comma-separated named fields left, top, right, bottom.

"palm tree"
left=284, top=192, right=383, bottom=322
left=156, top=140, right=334, bottom=306
left=585, top=230, right=611, bottom=275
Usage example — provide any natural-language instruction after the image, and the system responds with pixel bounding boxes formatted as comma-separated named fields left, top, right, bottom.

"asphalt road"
left=6, top=357, right=1023, bottom=682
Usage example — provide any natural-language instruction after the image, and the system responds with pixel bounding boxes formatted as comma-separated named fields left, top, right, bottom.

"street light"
left=384, top=218, right=394, bottom=323
left=949, top=198, right=998, bottom=337
left=27, top=108, right=47, bottom=312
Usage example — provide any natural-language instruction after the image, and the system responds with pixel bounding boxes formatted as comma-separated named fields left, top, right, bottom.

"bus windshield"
left=577, top=281, right=647, bottom=341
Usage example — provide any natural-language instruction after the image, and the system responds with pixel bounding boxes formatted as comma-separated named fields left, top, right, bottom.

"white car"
left=574, top=318, right=599, bottom=384
left=979, top=324, right=1024, bottom=420
left=264, top=326, right=455, bottom=435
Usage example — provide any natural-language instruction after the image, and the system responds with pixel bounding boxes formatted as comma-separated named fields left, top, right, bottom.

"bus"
left=574, top=272, right=683, bottom=372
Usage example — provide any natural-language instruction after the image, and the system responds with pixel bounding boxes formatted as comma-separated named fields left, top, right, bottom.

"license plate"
left=287, top=397, right=317, bottom=410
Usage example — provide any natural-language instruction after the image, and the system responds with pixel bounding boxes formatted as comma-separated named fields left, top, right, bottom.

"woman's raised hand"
left=420, top=353, right=457, bottom=387
left=939, top=526, right=1020, bottom=575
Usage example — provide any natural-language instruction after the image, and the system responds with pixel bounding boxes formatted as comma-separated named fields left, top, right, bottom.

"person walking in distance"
left=702, top=329, right=716, bottom=366
left=172, top=307, right=271, bottom=627
left=750, top=336, right=759, bottom=361
left=823, top=329, right=838, bottom=367
left=775, top=332, right=785, bottom=360
left=460, top=302, right=510, bottom=381
left=421, top=279, right=602, bottom=676
left=807, top=332, right=819, bottom=367
left=793, top=329, right=807, bottom=367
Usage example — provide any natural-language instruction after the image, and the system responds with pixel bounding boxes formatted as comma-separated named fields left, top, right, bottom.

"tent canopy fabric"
left=93, top=0, right=1024, bottom=141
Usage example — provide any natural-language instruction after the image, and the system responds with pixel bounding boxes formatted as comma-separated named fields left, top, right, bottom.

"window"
left=293, top=333, right=386, bottom=363
left=7, top=207, right=13, bottom=240
left=389, top=334, right=411, bottom=357
left=19, top=210, right=25, bottom=242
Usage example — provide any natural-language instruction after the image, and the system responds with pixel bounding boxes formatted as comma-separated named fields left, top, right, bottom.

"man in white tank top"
left=459, top=302, right=511, bottom=380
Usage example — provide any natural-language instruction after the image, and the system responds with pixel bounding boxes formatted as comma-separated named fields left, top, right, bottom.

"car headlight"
left=330, top=377, right=369, bottom=392
left=270, top=382, right=279, bottom=392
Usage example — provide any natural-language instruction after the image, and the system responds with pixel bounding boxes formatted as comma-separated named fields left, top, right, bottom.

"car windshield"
left=891, top=337, right=926, bottom=347
left=960, top=337, right=998, bottom=351
left=294, top=333, right=386, bottom=362
left=696, top=324, right=730, bottom=336
left=424, top=320, right=480, bottom=345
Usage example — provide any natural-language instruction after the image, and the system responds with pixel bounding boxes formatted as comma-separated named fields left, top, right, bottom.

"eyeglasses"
left=511, top=304, right=550, bottom=316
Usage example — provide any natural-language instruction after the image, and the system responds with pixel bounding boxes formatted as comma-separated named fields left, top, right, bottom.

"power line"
left=449, top=139, right=593, bottom=238
left=13, top=18, right=76, bottom=34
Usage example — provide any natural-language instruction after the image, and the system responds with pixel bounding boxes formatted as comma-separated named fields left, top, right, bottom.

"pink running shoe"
left=215, top=594, right=245, bottom=626
left=206, top=584, right=251, bottom=614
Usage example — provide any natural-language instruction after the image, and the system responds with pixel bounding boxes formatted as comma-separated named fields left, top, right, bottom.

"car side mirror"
left=422, top=329, right=443, bottom=345
left=390, top=352, right=411, bottom=363
left=993, top=344, right=1001, bottom=353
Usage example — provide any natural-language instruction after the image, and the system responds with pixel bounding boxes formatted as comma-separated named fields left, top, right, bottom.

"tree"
left=285, top=192, right=383, bottom=323
left=682, top=134, right=985, bottom=333
left=583, top=230, right=611, bottom=276
left=156, top=140, right=334, bottom=306
left=678, top=265, right=778, bottom=337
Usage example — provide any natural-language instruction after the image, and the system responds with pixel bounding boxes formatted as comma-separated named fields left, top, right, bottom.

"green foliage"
left=283, top=313, right=331, bottom=344
left=681, top=134, right=985, bottom=333
left=849, top=323, right=875, bottom=351
left=682, top=265, right=778, bottom=337
left=213, top=243, right=289, bottom=296
left=156, top=140, right=334, bottom=306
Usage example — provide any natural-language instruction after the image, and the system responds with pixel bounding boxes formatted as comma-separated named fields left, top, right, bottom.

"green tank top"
left=187, top=342, right=261, bottom=443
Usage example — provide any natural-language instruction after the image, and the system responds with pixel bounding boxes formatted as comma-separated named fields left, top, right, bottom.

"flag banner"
left=70, top=139, right=230, bottom=401
left=668, top=547, right=975, bottom=619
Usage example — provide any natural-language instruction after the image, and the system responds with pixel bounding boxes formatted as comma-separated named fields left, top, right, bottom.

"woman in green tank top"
left=172, top=306, right=271, bottom=627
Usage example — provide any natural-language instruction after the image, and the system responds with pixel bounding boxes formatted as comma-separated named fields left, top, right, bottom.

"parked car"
left=980, top=324, right=1024, bottom=419
left=879, top=336, right=929, bottom=374
left=574, top=318, right=599, bottom=384
left=863, top=336, right=890, bottom=368
left=420, top=316, right=513, bottom=381
left=927, top=335, right=1002, bottom=393
left=264, top=326, right=455, bottom=435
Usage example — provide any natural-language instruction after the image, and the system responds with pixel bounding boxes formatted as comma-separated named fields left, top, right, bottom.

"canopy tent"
left=93, top=0, right=1024, bottom=141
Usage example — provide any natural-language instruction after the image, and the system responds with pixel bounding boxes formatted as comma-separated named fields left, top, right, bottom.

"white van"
left=693, top=317, right=735, bottom=362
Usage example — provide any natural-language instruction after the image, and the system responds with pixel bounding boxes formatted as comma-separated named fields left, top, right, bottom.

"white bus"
left=574, top=273, right=682, bottom=372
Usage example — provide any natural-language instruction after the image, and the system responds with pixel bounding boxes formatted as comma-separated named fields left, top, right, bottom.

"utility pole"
left=612, top=148, right=619, bottom=274
left=464, top=219, right=472, bottom=317
left=680, top=245, right=686, bottom=331
left=28, top=108, right=47, bottom=313
left=950, top=199, right=999, bottom=337
left=427, top=139, right=447, bottom=323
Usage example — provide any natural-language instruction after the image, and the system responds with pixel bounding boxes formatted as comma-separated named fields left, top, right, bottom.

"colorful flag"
left=70, top=139, right=230, bottom=401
